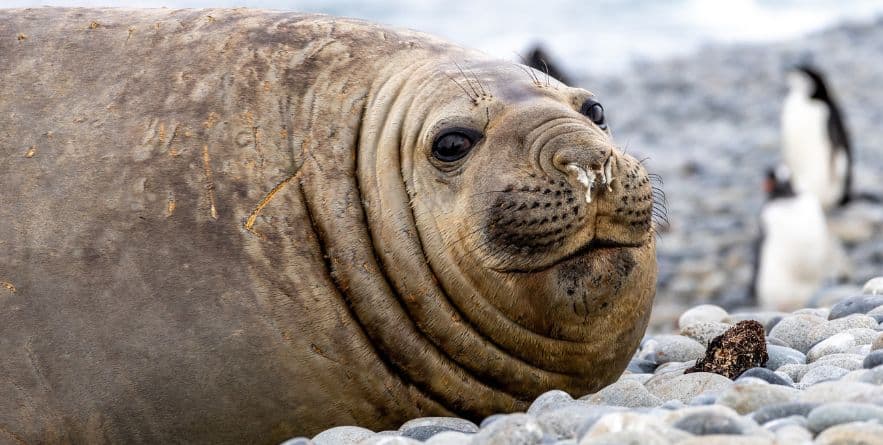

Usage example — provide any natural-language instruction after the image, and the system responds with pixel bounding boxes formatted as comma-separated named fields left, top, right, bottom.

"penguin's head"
left=764, top=165, right=796, bottom=200
left=786, top=64, right=830, bottom=101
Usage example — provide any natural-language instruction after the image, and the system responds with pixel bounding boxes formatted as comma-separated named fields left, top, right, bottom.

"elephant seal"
left=0, top=8, right=657, bottom=444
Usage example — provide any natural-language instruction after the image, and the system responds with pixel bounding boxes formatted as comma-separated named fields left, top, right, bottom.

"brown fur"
left=0, top=8, right=656, bottom=443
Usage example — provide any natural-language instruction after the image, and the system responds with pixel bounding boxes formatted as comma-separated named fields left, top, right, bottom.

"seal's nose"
left=550, top=137, right=613, bottom=203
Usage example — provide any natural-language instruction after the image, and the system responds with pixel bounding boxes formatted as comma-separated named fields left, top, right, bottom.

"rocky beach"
left=298, top=15, right=883, bottom=445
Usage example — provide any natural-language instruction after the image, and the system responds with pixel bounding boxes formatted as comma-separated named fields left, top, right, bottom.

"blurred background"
left=7, top=0, right=883, bottom=329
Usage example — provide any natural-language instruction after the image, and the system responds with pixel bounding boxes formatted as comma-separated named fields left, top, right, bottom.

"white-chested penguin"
left=781, top=64, right=852, bottom=210
left=751, top=166, right=832, bottom=311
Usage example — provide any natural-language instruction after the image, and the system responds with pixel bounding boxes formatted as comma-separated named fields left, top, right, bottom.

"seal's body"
left=0, top=9, right=657, bottom=443
left=781, top=64, right=852, bottom=209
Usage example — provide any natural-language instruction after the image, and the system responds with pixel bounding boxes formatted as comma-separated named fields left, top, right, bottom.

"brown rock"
left=686, top=320, right=768, bottom=379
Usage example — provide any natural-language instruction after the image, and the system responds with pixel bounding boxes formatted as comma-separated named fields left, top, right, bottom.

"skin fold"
left=0, top=8, right=656, bottom=443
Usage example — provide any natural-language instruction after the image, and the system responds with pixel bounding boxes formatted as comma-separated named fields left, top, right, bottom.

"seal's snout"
left=550, top=138, right=613, bottom=204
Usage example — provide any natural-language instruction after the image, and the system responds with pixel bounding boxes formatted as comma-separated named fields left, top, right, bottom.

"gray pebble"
left=737, top=367, right=792, bottom=386
left=680, top=321, right=731, bottom=346
left=750, top=402, right=818, bottom=425
left=671, top=410, right=747, bottom=435
left=398, top=417, right=477, bottom=441
left=798, top=381, right=883, bottom=404
left=528, top=390, right=575, bottom=415
left=775, top=364, right=806, bottom=382
left=356, top=436, right=420, bottom=445
left=806, top=402, right=883, bottom=433
left=645, top=372, right=733, bottom=404
left=423, top=431, right=474, bottom=445
left=470, top=413, right=544, bottom=445
left=716, top=382, right=799, bottom=414
left=859, top=365, right=883, bottom=384
left=580, top=379, right=662, bottom=408
left=578, top=430, right=672, bottom=445
left=643, top=335, right=706, bottom=364
left=799, top=365, right=850, bottom=386
left=765, top=337, right=790, bottom=347
left=626, top=358, right=658, bottom=374
left=481, top=414, right=506, bottom=428
left=828, top=295, right=883, bottom=320
left=764, top=345, right=806, bottom=370
left=807, top=315, right=877, bottom=348
left=767, top=314, right=827, bottom=352
left=873, top=332, right=883, bottom=351
left=313, top=426, right=375, bottom=445
left=280, top=438, right=314, bottom=445
left=806, top=332, right=855, bottom=362
left=814, top=421, right=883, bottom=445
left=863, top=350, right=883, bottom=368
left=579, top=412, right=691, bottom=443
left=846, top=327, right=879, bottom=345
left=538, top=405, right=624, bottom=440
left=679, top=304, right=729, bottom=328
left=689, top=392, right=719, bottom=406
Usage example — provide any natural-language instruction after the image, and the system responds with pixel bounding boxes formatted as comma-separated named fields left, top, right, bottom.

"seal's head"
left=357, top=53, right=657, bottom=413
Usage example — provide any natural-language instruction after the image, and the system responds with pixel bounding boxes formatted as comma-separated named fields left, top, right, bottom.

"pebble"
left=679, top=321, right=731, bottom=346
left=808, top=315, right=878, bottom=347
left=538, top=405, right=624, bottom=440
left=469, top=413, right=544, bottom=445
left=645, top=372, right=733, bottom=404
left=767, top=314, right=827, bottom=352
left=806, top=332, right=855, bottom=362
left=579, top=412, right=692, bottom=443
left=828, top=294, right=883, bottom=319
left=528, top=390, right=575, bottom=415
left=806, top=402, right=883, bottom=433
left=626, top=358, right=657, bottom=374
left=750, top=402, right=818, bottom=424
left=862, top=277, right=883, bottom=295
left=798, top=381, right=883, bottom=404
left=846, top=327, right=879, bottom=345
left=580, top=379, right=662, bottom=408
left=357, top=436, right=421, bottom=445
left=814, top=421, right=883, bottom=445
left=280, top=438, right=314, bottom=445
left=764, top=345, right=806, bottom=370
left=736, top=367, right=792, bottom=386
left=669, top=407, right=753, bottom=435
left=678, top=304, right=729, bottom=328
left=873, top=332, right=883, bottom=351
left=641, top=335, right=706, bottom=364
left=675, top=436, right=773, bottom=445
left=863, top=350, right=883, bottom=368
left=798, top=365, right=850, bottom=387
left=312, top=426, right=374, bottom=445
left=771, top=423, right=813, bottom=443
left=716, top=382, right=799, bottom=414
left=859, top=365, right=883, bottom=385
left=423, top=431, right=474, bottom=445
left=578, top=430, right=671, bottom=445
left=397, top=417, right=478, bottom=441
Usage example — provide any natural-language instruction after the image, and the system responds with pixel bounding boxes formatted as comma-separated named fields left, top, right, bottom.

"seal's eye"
left=432, top=129, right=481, bottom=162
left=580, top=99, right=607, bottom=130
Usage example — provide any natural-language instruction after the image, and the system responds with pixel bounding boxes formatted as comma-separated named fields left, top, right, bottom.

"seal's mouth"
left=491, top=237, right=645, bottom=274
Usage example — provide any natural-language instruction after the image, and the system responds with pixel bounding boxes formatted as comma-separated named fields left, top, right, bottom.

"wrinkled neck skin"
left=303, top=46, right=656, bottom=418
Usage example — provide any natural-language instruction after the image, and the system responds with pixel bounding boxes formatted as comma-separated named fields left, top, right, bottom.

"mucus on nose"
left=566, top=157, right=614, bottom=203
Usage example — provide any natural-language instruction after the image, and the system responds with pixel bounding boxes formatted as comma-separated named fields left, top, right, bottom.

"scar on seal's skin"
left=201, top=145, right=218, bottom=220
left=1, top=281, right=16, bottom=293
left=244, top=172, right=301, bottom=238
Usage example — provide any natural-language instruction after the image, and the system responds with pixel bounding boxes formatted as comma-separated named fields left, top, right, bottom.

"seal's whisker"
left=466, top=67, right=488, bottom=97
left=539, top=58, right=551, bottom=87
left=445, top=73, right=477, bottom=103
left=511, top=53, right=542, bottom=86
left=454, top=62, right=481, bottom=99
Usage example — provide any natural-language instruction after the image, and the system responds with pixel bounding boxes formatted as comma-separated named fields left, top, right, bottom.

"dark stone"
left=864, top=350, right=883, bottom=369
left=672, top=411, right=745, bottom=435
left=686, top=320, right=769, bottom=379
left=750, top=402, right=819, bottom=425
left=828, top=295, right=883, bottom=320
left=738, top=367, right=793, bottom=386
left=524, top=44, right=572, bottom=85
left=627, top=358, right=658, bottom=374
